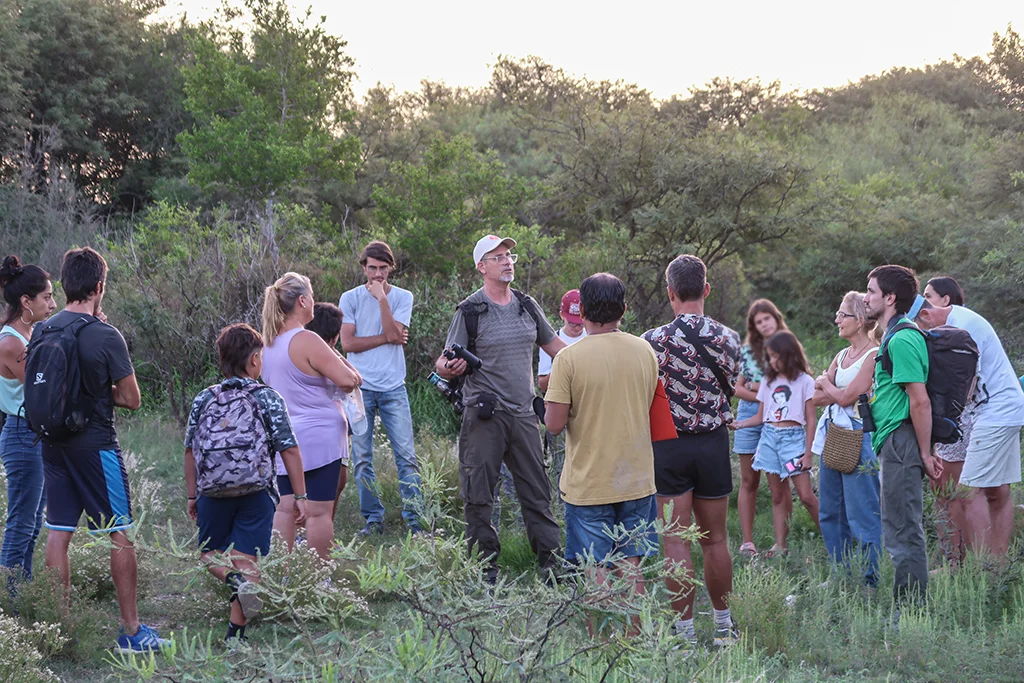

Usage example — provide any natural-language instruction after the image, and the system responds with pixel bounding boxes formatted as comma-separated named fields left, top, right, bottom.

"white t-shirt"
left=538, top=327, right=587, bottom=377
left=947, top=305, right=1024, bottom=427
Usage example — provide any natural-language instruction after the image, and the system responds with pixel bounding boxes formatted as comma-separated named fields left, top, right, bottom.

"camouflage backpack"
left=192, top=382, right=275, bottom=498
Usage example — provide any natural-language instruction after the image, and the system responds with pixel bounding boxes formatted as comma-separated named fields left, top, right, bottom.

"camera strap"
left=677, top=322, right=735, bottom=400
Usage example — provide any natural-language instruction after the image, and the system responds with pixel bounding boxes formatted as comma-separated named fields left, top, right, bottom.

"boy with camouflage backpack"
left=184, top=323, right=307, bottom=643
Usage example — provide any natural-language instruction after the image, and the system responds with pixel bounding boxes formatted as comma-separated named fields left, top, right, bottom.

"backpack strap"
left=459, top=289, right=544, bottom=355
left=878, top=318, right=925, bottom=377
left=458, top=299, right=489, bottom=355
left=676, top=321, right=735, bottom=400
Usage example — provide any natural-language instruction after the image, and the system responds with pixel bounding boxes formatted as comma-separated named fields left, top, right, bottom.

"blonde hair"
left=262, top=272, right=312, bottom=345
left=841, top=291, right=880, bottom=344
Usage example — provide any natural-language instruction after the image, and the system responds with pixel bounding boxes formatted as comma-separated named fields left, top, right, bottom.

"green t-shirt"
left=870, top=323, right=929, bottom=452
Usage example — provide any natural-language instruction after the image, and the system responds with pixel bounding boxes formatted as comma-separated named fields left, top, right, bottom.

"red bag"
left=650, top=378, right=677, bottom=442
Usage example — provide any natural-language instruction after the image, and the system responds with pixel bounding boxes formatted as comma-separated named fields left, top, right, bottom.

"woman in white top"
left=812, top=291, right=882, bottom=588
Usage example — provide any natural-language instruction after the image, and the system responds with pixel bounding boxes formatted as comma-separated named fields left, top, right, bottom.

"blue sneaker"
left=115, top=623, right=170, bottom=654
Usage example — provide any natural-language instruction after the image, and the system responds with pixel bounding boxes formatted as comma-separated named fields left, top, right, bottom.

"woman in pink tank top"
left=261, top=272, right=361, bottom=560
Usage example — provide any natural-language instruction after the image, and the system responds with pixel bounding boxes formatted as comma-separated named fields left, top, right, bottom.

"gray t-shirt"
left=339, top=284, right=413, bottom=392
left=444, top=288, right=556, bottom=416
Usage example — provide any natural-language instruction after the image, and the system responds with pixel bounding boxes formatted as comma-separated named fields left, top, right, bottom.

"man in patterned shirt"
left=643, top=254, right=742, bottom=648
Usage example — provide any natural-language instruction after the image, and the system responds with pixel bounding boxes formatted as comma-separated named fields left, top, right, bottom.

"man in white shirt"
left=340, top=241, right=421, bottom=535
left=538, top=289, right=587, bottom=392
left=917, top=300, right=1024, bottom=556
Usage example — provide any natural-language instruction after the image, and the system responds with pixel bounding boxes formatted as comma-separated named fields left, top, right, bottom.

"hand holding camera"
left=442, top=343, right=482, bottom=376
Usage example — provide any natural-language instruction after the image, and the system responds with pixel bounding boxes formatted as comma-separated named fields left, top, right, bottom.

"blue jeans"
left=0, top=416, right=46, bottom=580
left=351, top=386, right=421, bottom=526
left=818, top=418, right=881, bottom=586
left=564, top=495, right=658, bottom=566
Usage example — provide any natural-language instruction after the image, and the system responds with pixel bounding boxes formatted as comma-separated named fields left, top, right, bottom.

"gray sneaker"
left=357, top=521, right=385, bottom=537
left=713, top=620, right=741, bottom=647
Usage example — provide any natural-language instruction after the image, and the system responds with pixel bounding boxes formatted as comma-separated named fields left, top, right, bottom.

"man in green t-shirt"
left=864, top=265, right=943, bottom=610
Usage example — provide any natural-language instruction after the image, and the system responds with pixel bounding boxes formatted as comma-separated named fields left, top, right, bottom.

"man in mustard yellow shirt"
left=544, top=273, right=659, bottom=605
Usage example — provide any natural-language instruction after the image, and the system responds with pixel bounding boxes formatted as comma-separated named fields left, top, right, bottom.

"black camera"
left=428, top=372, right=465, bottom=414
left=442, top=343, right=482, bottom=373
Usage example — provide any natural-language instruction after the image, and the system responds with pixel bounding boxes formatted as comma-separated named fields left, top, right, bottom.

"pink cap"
left=560, top=289, right=583, bottom=324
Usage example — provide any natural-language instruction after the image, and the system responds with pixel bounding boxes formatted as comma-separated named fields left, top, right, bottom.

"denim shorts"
left=564, top=495, right=658, bottom=566
left=196, top=489, right=276, bottom=557
left=732, top=399, right=763, bottom=455
left=753, top=424, right=807, bottom=480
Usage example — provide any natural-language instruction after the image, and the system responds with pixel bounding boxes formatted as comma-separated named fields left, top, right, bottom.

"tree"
left=177, top=0, right=360, bottom=201
left=1, top=0, right=188, bottom=203
left=491, top=56, right=819, bottom=326
left=371, top=135, right=533, bottom=277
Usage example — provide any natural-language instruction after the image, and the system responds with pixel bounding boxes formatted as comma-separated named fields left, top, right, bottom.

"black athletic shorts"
left=653, top=427, right=732, bottom=499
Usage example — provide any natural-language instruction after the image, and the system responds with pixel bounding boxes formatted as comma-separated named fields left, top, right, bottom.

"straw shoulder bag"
left=821, top=404, right=863, bottom=474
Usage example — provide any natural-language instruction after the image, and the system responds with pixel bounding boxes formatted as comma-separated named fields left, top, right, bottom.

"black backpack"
left=23, top=315, right=97, bottom=443
left=879, top=320, right=979, bottom=445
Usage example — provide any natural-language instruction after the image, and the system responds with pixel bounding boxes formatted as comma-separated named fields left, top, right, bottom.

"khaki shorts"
left=960, top=424, right=1022, bottom=488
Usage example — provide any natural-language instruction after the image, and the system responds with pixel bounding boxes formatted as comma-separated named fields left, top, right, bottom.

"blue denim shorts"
left=564, top=494, right=658, bottom=566
left=753, top=424, right=807, bottom=480
left=732, top=399, right=764, bottom=454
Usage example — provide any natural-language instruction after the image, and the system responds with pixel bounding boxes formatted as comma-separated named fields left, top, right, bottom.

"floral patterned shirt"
left=643, top=314, right=742, bottom=434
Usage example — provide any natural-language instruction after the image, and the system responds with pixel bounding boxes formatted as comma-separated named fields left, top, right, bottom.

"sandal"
left=764, top=545, right=789, bottom=558
left=739, top=542, right=757, bottom=557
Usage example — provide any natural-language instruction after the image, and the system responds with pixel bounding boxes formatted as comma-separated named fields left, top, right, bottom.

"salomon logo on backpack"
left=881, top=321, right=979, bottom=445
left=23, top=316, right=97, bottom=443
left=191, top=382, right=274, bottom=497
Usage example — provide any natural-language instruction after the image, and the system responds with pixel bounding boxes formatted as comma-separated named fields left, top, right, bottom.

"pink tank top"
left=261, top=327, right=346, bottom=474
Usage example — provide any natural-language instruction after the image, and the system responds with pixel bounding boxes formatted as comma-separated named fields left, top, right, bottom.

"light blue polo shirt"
left=339, top=285, right=413, bottom=392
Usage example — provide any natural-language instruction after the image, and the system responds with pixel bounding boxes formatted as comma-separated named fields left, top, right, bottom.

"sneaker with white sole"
left=115, top=623, right=170, bottom=654
left=234, top=580, right=263, bottom=619
left=713, top=620, right=741, bottom=647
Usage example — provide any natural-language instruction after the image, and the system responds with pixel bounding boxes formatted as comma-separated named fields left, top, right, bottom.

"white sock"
left=674, top=618, right=695, bottom=638
left=713, top=608, right=732, bottom=628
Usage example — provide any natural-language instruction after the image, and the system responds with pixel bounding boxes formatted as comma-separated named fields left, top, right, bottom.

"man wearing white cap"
left=435, top=235, right=566, bottom=582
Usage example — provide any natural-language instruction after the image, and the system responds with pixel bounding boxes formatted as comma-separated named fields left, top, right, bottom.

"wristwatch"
left=294, top=494, right=308, bottom=501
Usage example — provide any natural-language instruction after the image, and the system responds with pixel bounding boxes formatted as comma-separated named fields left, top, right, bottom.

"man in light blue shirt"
left=340, top=241, right=421, bottom=534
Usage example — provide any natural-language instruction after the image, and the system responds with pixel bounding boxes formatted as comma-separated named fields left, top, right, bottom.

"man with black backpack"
left=26, top=247, right=168, bottom=653
left=433, top=235, right=565, bottom=583
left=864, top=265, right=944, bottom=610
left=915, top=299, right=1024, bottom=558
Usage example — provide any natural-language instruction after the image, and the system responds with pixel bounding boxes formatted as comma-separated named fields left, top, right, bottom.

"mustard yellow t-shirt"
left=545, top=331, right=659, bottom=506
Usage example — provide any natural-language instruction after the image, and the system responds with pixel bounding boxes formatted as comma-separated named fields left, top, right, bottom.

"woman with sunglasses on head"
left=0, top=255, right=57, bottom=583
left=921, top=276, right=979, bottom=565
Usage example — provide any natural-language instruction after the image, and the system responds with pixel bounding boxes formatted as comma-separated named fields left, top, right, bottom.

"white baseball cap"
left=472, top=234, right=517, bottom=266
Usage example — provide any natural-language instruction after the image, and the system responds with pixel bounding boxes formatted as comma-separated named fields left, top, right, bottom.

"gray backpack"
left=192, top=382, right=275, bottom=498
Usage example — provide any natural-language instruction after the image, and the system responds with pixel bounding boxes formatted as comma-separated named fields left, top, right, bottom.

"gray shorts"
left=960, top=424, right=1022, bottom=488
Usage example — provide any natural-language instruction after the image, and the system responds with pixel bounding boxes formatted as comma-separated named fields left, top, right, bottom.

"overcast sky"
left=161, top=0, right=1024, bottom=100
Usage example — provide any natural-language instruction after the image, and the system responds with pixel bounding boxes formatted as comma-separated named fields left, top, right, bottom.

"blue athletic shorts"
left=564, top=494, right=658, bottom=566
left=42, top=446, right=133, bottom=533
left=196, top=490, right=276, bottom=557
left=277, top=458, right=342, bottom=502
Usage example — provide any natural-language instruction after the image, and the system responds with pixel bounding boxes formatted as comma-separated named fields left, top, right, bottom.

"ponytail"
left=262, top=272, right=312, bottom=346
left=0, top=254, right=51, bottom=326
